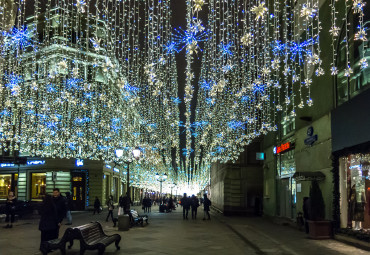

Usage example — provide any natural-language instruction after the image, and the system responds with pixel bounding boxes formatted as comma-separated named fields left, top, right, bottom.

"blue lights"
left=173, top=24, right=208, bottom=53
left=218, top=42, right=234, bottom=56
left=2, top=26, right=33, bottom=52
left=0, top=163, right=15, bottom=167
left=27, top=160, right=45, bottom=165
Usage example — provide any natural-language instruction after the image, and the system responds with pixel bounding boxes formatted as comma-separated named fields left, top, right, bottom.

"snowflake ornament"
left=76, top=1, right=86, bottom=13
left=241, top=32, right=253, bottom=46
left=251, top=2, right=268, bottom=20
left=193, top=0, right=205, bottom=12
left=90, top=37, right=101, bottom=50
left=307, top=98, right=313, bottom=107
left=344, top=66, right=353, bottom=77
left=298, top=101, right=304, bottom=109
left=353, top=0, right=366, bottom=14
left=315, top=67, right=324, bottom=76
left=329, top=26, right=340, bottom=37
left=330, top=66, right=338, bottom=75
left=360, top=58, right=368, bottom=69
left=58, top=60, right=68, bottom=70
left=354, top=28, right=367, bottom=41
left=262, top=66, right=271, bottom=75
left=300, top=4, right=317, bottom=19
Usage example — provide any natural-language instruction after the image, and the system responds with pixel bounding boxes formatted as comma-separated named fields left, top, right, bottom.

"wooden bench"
left=40, top=228, right=74, bottom=255
left=72, top=222, right=121, bottom=255
left=130, top=210, right=148, bottom=227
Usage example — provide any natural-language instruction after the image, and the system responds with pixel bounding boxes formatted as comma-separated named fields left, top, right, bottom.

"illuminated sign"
left=0, top=163, right=14, bottom=167
left=27, top=160, right=45, bottom=165
left=256, top=152, right=265, bottom=160
left=76, top=159, right=84, bottom=166
left=274, top=142, right=294, bottom=154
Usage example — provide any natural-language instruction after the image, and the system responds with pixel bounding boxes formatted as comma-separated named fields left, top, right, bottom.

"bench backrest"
left=73, top=222, right=105, bottom=243
left=131, top=210, right=139, bottom=218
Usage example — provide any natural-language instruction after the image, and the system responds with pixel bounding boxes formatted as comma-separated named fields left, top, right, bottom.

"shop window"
left=0, top=174, right=12, bottom=199
left=339, top=153, right=370, bottom=230
left=31, top=173, right=46, bottom=200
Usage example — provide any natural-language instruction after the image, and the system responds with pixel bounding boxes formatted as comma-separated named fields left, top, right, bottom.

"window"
left=0, top=175, right=12, bottom=199
left=31, top=173, right=46, bottom=200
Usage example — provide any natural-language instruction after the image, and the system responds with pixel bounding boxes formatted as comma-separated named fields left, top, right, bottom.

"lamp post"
left=155, top=173, right=167, bottom=206
left=115, top=147, right=141, bottom=199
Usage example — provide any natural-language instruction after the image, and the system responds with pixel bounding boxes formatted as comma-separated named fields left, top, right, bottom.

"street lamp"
left=155, top=173, right=167, bottom=205
left=115, top=147, right=141, bottom=198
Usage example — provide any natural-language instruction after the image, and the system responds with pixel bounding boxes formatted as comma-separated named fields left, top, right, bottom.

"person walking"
left=65, top=192, right=73, bottom=225
left=39, top=194, right=59, bottom=250
left=3, top=191, right=17, bottom=228
left=303, top=197, right=311, bottom=234
left=148, top=197, right=152, bottom=213
left=52, top=188, right=66, bottom=236
left=191, top=195, right=200, bottom=220
left=181, top=193, right=190, bottom=220
left=106, top=195, right=114, bottom=222
left=119, top=194, right=125, bottom=215
left=142, top=196, right=148, bottom=213
left=93, top=196, right=101, bottom=215
left=203, top=194, right=212, bottom=220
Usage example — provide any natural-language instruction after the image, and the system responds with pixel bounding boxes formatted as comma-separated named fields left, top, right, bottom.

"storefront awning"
left=292, top=171, right=325, bottom=181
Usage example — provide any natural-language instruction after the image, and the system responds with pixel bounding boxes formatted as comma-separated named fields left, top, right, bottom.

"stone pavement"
left=0, top=206, right=368, bottom=255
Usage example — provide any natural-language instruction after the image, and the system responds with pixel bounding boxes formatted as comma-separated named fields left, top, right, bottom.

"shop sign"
left=27, top=160, right=45, bottom=165
left=274, top=142, right=294, bottom=154
left=0, top=163, right=14, bottom=167
left=304, top=126, right=318, bottom=146
left=76, top=159, right=84, bottom=166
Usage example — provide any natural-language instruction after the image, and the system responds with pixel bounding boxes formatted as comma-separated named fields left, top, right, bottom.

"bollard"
left=118, top=214, right=130, bottom=231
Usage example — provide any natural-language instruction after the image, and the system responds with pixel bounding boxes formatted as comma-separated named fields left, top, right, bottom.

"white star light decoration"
left=251, top=2, right=268, bottom=20
left=360, top=58, right=368, bottom=69
left=300, top=4, right=317, bottom=19
left=76, top=1, right=86, bottom=13
left=241, top=32, right=253, bottom=46
left=193, top=0, right=205, bottom=12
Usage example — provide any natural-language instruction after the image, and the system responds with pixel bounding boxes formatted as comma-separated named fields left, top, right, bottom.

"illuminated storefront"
left=339, top=153, right=370, bottom=230
left=275, top=141, right=297, bottom=219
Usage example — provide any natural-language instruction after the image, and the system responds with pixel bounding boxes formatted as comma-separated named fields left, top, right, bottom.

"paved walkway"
left=0, top=206, right=368, bottom=255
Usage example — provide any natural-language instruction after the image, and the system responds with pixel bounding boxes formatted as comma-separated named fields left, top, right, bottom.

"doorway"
left=71, top=172, right=86, bottom=211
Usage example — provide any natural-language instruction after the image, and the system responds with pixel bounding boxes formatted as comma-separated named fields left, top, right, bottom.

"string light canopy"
left=0, top=0, right=367, bottom=194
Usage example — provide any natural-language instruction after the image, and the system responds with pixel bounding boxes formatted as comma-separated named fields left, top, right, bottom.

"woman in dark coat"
left=39, top=194, right=59, bottom=249
left=4, top=191, right=17, bottom=228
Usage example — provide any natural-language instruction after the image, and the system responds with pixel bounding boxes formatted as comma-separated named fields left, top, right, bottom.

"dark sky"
left=171, top=1, right=209, bottom=171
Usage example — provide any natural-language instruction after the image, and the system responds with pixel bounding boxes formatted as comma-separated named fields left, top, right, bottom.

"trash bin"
left=118, top=214, right=130, bottom=231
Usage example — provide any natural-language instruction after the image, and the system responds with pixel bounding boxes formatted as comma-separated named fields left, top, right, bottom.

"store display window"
left=31, top=173, right=46, bottom=200
left=0, top=174, right=12, bottom=199
left=339, top=153, right=370, bottom=230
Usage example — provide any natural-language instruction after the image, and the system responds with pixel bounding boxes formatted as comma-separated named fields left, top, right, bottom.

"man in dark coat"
left=39, top=194, right=59, bottom=250
left=53, top=188, right=66, bottom=237
left=191, top=195, right=200, bottom=219
left=203, top=194, right=211, bottom=220
left=181, top=193, right=190, bottom=220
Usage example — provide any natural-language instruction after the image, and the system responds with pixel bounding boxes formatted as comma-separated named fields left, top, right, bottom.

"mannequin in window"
left=348, top=184, right=356, bottom=228
left=353, top=188, right=366, bottom=230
